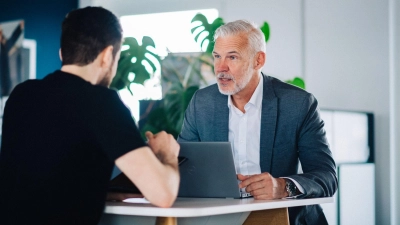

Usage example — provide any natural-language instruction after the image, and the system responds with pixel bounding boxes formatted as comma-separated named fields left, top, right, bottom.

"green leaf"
left=111, top=36, right=161, bottom=90
left=260, top=22, right=270, bottom=43
left=139, top=50, right=212, bottom=139
left=191, top=13, right=224, bottom=54
left=140, top=107, right=180, bottom=139
left=285, top=77, right=306, bottom=89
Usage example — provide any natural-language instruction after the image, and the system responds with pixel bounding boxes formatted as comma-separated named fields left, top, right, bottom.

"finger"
left=237, top=174, right=248, bottom=181
left=249, top=187, right=268, bottom=197
left=145, top=131, right=154, bottom=140
left=239, top=174, right=265, bottom=188
left=155, top=131, right=167, bottom=136
left=253, top=194, right=271, bottom=200
left=246, top=181, right=265, bottom=192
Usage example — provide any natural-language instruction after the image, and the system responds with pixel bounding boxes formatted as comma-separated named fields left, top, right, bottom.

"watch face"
left=286, top=180, right=297, bottom=197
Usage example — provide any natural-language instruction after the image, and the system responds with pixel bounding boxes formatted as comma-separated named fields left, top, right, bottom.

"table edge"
left=104, top=197, right=333, bottom=217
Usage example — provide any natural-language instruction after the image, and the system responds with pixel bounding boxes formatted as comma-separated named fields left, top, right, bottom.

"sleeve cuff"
left=281, top=177, right=305, bottom=199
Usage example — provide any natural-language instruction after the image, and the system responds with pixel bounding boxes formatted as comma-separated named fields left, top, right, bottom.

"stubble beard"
left=98, top=70, right=112, bottom=87
left=98, top=58, right=116, bottom=88
left=216, top=66, right=254, bottom=96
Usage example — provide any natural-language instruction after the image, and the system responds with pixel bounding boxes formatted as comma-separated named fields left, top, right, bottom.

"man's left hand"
left=238, top=173, right=288, bottom=200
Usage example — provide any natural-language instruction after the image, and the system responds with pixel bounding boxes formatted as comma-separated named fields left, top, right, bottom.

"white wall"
left=390, top=0, right=400, bottom=224
left=305, top=1, right=390, bottom=224
left=82, top=0, right=397, bottom=224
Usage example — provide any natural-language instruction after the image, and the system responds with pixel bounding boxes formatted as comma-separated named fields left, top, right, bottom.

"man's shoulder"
left=264, top=75, right=311, bottom=99
left=192, top=83, right=227, bottom=106
left=8, top=79, right=43, bottom=97
left=9, top=71, right=120, bottom=108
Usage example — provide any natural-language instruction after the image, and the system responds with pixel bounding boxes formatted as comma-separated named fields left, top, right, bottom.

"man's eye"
left=230, top=56, right=237, bottom=60
left=213, top=55, right=220, bottom=59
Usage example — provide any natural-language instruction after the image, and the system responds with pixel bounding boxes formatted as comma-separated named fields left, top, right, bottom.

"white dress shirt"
left=228, top=77, right=304, bottom=197
left=228, top=79, right=263, bottom=176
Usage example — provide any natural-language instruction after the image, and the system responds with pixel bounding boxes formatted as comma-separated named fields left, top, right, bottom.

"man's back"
left=0, top=70, right=146, bottom=224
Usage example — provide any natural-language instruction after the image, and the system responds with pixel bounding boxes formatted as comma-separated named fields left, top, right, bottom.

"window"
left=118, top=9, right=218, bottom=122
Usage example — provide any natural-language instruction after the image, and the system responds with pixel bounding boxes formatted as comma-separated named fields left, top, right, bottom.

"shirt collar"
left=248, top=76, right=263, bottom=110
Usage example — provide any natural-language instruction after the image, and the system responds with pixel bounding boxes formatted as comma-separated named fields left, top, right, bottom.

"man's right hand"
left=145, top=131, right=180, bottom=164
left=115, top=131, right=181, bottom=208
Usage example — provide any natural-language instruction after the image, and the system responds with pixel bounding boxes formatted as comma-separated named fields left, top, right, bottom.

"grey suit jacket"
left=178, top=74, right=338, bottom=224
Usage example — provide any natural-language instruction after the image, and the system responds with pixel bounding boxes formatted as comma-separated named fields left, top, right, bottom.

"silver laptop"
left=178, top=142, right=252, bottom=198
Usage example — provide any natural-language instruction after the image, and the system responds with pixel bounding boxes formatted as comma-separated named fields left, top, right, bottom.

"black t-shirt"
left=0, top=70, right=146, bottom=225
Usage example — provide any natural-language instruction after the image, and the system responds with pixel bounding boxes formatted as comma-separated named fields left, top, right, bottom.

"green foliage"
left=141, top=85, right=199, bottom=139
left=191, top=14, right=224, bottom=54
left=110, top=36, right=160, bottom=93
left=140, top=54, right=209, bottom=139
left=285, top=77, right=306, bottom=89
left=260, top=22, right=270, bottom=43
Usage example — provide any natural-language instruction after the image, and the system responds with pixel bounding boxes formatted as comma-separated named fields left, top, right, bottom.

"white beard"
left=216, top=66, right=254, bottom=95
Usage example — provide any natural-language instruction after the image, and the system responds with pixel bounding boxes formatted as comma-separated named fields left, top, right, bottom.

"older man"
left=178, top=20, right=337, bottom=225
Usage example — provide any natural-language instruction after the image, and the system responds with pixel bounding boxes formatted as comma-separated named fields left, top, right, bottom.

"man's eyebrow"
left=212, top=51, right=240, bottom=54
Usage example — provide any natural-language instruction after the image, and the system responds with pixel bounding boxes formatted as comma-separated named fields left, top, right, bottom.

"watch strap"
left=285, top=179, right=297, bottom=197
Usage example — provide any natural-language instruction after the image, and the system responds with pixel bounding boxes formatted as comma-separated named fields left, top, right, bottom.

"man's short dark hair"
left=61, top=7, right=123, bottom=66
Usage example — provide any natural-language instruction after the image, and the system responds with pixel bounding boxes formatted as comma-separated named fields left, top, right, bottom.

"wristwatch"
left=285, top=179, right=297, bottom=197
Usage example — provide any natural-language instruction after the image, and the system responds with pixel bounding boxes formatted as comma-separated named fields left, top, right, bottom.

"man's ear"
left=100, top=46, right=114, bottom=69
left=254, top=51, right=266, bottom=70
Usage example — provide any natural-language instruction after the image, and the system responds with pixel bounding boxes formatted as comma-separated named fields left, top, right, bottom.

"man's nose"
left=215, top=60, right=228, bottom=73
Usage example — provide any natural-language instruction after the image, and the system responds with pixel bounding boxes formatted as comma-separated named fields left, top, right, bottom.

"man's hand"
left=115, top=131, right=180, bottom=208
left=238, top=173, right=288, bottom=200
left=145, top=131, right=179, bottom=164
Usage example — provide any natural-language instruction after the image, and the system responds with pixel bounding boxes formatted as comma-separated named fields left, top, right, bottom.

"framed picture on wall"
left=0, top=20, right=36, bottom=147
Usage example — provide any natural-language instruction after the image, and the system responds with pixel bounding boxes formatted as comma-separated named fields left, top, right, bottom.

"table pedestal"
left=243, top=208, right=289, bottom=225
left=155, top=217, right=177, bottom=225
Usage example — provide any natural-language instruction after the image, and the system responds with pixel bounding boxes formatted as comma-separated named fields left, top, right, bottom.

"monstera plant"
left=139, top=53, right=210, bottom=138
left=110, top=36, right=160, bottom=93
left=191, top=14, right=225, bottom=54
left=137, top=15, right=225, bottom=139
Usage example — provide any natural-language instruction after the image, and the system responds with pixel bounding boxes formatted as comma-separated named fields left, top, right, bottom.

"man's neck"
left=61, top=64, right=100, bottom=85
left=231, top=74, right=261, bottom=112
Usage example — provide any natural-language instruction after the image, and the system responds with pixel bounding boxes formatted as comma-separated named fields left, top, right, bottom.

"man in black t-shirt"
left=0, top=7, right=180, bottom=225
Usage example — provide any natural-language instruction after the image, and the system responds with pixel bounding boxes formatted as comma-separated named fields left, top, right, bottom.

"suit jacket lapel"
left=213, top=92, right=229, bottom=141
left=260, top=74, right=277, bottom=173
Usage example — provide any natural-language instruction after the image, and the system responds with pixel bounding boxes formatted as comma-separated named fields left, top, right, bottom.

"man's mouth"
left=217, top=73, right=234, bottom=85
left=218, top=77, right=233, bottom=87
left=219, top=78, right=232, bottom=82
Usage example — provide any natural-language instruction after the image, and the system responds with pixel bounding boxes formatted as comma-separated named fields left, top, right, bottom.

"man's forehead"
left=214, top=35, right=249, bottom=54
